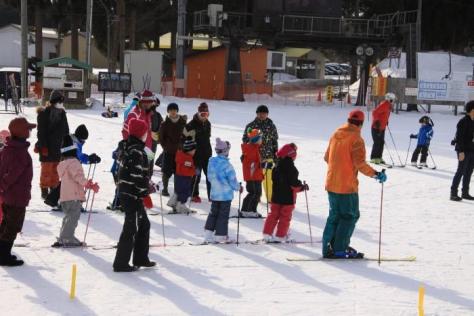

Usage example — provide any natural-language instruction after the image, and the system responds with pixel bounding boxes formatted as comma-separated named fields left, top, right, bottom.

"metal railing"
left=193, top=10, right=418, bottom=39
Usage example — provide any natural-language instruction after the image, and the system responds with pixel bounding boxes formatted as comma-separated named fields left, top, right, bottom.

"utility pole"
left=85, top=0, right=93, bottom=66
left=175, top=0, right=187, bottom=97
left=21, top=0, right=28, bottom=100
left=85, top=0, right=93, bottom=97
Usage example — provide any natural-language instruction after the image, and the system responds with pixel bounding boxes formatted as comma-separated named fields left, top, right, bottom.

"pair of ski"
left=189, top=239, right=317, bottom=246
left=408, top=164, right=436, bottom=170
left=148, top=210, right=197, bottom=216
left=14, top=242, right=185, bottom=250
left=286, top=255, right=416, bottom=262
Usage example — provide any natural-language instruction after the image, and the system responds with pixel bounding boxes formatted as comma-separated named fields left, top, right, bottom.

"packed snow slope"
left=1, top=96, right=473, bottom=316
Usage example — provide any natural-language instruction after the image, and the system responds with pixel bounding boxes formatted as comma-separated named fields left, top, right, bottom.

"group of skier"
left=0, top=87, right=473, bottom=269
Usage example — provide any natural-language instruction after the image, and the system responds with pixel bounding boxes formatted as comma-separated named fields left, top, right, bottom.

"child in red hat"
left=262, top=143, right=307, bottom=242
left=0, top=117, right=36, bottom=266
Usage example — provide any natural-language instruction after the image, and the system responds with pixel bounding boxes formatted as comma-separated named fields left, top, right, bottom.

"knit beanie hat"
left=182, top=137, right=197, bottom=152
left=215, top=137, right=231, bottom=157
left=167, top=102, right=179, bottom=112
left=247, top=128, right=262, bottom=143
left=49, top=90, right=65, bottom=104
left=8, top=117, right=36, bottom=139
left=61, top=134, right=78, bottom=157
left=348, top=110, right=365, bottom=126
left=128, top=118, right=148, bottom=139
left=256, top=105, right=269, bottom=114
left=74, top=124, right=89, bottom=141
left=198, top=102, right=209, bottom=113
left=276, top=143, right=297, bottom=160
left=140, top=89, right=155, bottom=105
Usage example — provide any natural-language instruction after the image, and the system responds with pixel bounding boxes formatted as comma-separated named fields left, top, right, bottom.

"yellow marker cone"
left=418, top=286, right=425, bottom=316
left=70, top=264, right=77, bottom=300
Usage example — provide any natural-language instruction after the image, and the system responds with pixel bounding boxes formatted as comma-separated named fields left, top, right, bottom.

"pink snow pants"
left=262, top=203, right=294, bottom=238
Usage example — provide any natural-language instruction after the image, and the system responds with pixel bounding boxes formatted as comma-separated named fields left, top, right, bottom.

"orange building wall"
left=184, top=47, right=271, bottom=99
left=185, top=48, right=226, bottom=99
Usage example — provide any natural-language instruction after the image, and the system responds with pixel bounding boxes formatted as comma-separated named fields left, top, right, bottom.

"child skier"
left=262, top=143, right=307, bottom=242
left=204, top=138, right=241, bottom=243
left=113, top=118, right=155, bottom=272
left=52, top=135, right=99, bottom=247
left=0, top=117, right=36, bottom=266
left=167, top=137, right=197, bottom=213
left=410, top=116, right=434, bottom=167
left=240, top=128, right=264, bottom=218
left=45, top=124, right=101, bottom=209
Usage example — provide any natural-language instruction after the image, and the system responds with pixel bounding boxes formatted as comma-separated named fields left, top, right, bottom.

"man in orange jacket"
left=322, top=110, right=387, bottom=259
left=370, top=93, right=395, bottom=164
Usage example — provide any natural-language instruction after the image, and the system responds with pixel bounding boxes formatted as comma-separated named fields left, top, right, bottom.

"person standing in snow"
left=149, top=97, right=164, bottom=176
left=450, top=100, right=474, bottom=201
left=0, top=130, right=10, bottom=224
left=52, top=135, right=99, bottom=247
left=158, top=103, right=187, bottom=196
left=122, top=89, right=155, bottom=163
left=114, top=119, right=155, bottom=272
left=204, top=138, right=241, bottom=243
left=242, top=105, right=278, bottom=203
left=240, top=128, right=264, bottom=218
left=44, top=124, right=101, bottom=209
left=322, top=110, right=387, bottom=259
left=35, top=90, right=70, bottom=200
left=410, top=116, right=434, bottom=167
left=262, top=143, right=306, bottom=242
left=0, top=118, right=36, bottom=266
left=182, top=102, right=212, bottom=202
left=370, top=93, right=395, bottom=164
left=167, top=138, right=197, bottom=213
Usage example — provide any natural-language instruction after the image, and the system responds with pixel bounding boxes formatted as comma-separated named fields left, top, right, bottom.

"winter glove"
left=261, top=161, right=274, bottom=169
left=35, top=145, right=48, bottom=156
left=143, top=195, right=153, bottom=209
left=85, top=179, right=100, bottom=193
left=409, top=134, right=417, bottom=139
left=144, top=147, right=155, bottom=162
left=88, top=153, right=101, bottom=164
left=148, top=181, right=159, bottom=194
left=301, top=183, right=309, bottom=191
left=374, top=120, right=381, bottom=130
left=374, top=171, right=387, bottom=183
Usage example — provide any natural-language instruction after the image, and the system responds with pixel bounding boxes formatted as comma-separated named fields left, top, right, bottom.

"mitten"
left=374, top=171, right=387, bottom=183
left=143, top=195, right=153, bottom=209
left=89, top=153, right=101, bottom=164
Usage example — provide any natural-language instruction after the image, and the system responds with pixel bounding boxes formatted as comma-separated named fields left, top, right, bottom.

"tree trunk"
left=129, top=5, right=137, bottom=50
left=110, top=14, right=119, bottom=71
left=118, top=0, right=125, bottom=72
left=71, top=14, right=79, bottom=60
left=35, top=2, right=43, bottom=60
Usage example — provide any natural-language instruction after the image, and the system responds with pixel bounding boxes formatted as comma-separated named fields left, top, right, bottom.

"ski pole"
left=236, top=182, right=242, bottom=246
left=387, top=126, right=404, bottom=166
left=158, top=182, right=166, bottom=247
left=303, top=181, right=313, bottom=246
left=404, top=138, right=412, bottom=166
left=85, top=163, right=97, bottom=211
left=265, top=166, right=270, bottom=216
left=428, top=149, right=437, bottom=169
left=377, top=169, right=386, bottom=266
left=86, top=163, right=92, bottom=181
left=83, top=190, right=96, bottom=246
left=187, top=172, right=200, bottom=213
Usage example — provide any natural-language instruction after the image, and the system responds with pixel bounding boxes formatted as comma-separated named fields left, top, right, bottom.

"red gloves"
left=143, top=195, right=153, bottom=209
left=85, top=179, right=100, bottom=193
left=34, top=146, right=48, bottom=156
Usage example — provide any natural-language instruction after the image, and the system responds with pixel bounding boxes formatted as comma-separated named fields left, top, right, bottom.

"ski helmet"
left=419, top=116, right=434, bottom=126
left=385, top=92, right=396, bottom=102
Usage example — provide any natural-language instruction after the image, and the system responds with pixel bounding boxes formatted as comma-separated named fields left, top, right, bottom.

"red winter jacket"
left=122, top=106, right=153, bottom=150
left=0, top=138, right=33, bottom=207
left=175, top=150, right=196, bottom=177
left=371, top=100, right=392, bottom=131
left=241, top=143, right=264, bottom=182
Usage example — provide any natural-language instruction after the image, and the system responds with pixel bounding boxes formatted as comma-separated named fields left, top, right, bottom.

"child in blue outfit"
left=410, top=116, right=434, bottom=167
left=204, top=138, right=242, bottom=243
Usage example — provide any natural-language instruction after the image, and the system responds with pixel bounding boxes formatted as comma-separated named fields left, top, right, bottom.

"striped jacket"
left=117, top=136, right=149, bottom=200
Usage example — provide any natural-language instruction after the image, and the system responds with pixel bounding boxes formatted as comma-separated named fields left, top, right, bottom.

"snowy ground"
left=1, top=96, right=474, bottom=316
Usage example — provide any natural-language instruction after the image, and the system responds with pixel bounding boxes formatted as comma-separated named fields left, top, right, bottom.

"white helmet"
left=385, top=92, right=396, bottom=102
